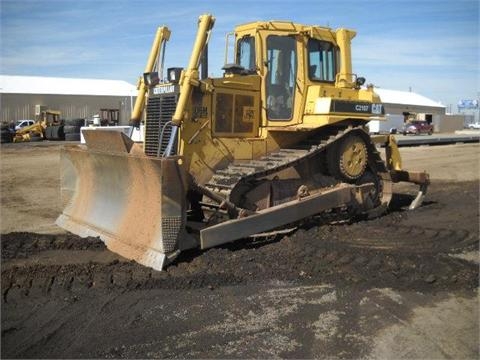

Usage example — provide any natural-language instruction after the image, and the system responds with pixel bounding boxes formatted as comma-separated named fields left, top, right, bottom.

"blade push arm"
left=172, top=14, right=215, bottom=126
left=130, top=26, right=171, bottom=125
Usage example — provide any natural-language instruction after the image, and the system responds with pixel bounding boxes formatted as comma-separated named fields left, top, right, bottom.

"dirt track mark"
left=2, top=225, right=478, bottom=303
left=316, top=224, right=477, bottom=253
left=1, top=233, right=106, bottom=260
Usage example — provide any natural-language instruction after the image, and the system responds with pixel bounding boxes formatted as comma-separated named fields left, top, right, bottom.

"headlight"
left=167, top=67, right=183, bottom=83
left=143, top=72, right=159, bottom=87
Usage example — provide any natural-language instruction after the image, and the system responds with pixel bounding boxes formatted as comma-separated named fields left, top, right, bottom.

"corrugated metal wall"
left=383, top=103, right=446, bottom=116
left=435, top=115, right=465, bottom=132
left=1, top=93, right=135, bottom=124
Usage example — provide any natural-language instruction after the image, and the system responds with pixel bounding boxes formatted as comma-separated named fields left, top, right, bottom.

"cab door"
left=265, top=35, right=297, bottom=123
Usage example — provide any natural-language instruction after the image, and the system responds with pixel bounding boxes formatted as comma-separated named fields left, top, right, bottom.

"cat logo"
left=153, top=85, right=175, bottom=95
left=371, top=104, right=383, bottom=115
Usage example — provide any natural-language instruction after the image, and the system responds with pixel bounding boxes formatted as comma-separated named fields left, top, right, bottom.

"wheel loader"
left=57, top=14, right=429, bottom=270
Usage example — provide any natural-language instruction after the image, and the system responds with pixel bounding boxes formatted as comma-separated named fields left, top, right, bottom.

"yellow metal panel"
left=307, top=26, right=337, bottom=42
left=386, top=135, right=403, bottom=171
left=210, top=76, right=261, bottom=138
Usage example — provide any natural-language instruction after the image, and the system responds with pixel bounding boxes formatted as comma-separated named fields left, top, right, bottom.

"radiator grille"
left=145, top=93, right=178, bottom=157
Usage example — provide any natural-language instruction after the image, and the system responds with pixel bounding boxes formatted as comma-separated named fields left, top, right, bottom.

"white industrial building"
left=369, top=88, right=465, bottom=133
left=0, top=75, right=137, bottom=125
left=1, top=74, right=461, bottom=133
left=375, top=88, right=445, bottom=117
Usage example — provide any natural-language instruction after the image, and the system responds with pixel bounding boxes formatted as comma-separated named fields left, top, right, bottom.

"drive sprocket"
left=327, top=133, right=368, bottom=181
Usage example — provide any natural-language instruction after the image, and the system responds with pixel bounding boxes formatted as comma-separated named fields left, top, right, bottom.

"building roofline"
left=374, top=88, right=445, bottom=109
left=0, top=75, right=137, bottom=97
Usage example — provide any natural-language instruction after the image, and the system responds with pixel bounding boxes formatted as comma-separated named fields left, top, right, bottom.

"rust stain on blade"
left=112, top=156, right=165, bottom=264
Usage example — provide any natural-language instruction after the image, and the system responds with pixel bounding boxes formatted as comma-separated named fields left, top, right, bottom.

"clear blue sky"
left=1, top=0, right=478, bottom=111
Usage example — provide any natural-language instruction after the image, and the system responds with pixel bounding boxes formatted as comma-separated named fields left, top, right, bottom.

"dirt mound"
left=2, top=183, right=478, bottom=303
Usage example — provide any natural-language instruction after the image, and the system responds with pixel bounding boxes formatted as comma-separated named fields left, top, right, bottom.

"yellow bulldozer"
left=57, top=14, right=429, bottom=270
left=13, top=110, right=62, bottom=142
left=13, top=119, right=47, bottom=142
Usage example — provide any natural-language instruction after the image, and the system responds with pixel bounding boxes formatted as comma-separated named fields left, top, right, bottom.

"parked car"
left=402, top=121, right=433, bottom=135
left=467, top=123, right=480, bottom=129
left=14, top=119, right=36, bottom=131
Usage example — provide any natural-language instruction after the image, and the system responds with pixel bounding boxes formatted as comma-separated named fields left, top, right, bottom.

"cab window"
left=308, top=39, right=337, bottom=82
left=236, top=36, right=256, bottom=72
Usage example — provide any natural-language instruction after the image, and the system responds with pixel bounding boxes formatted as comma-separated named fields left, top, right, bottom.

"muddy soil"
left=1, top=142, right=479, bottom=358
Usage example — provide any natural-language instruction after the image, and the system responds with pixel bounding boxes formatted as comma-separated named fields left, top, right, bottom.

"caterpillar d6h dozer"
left=57, top=14, right=429, bottom=270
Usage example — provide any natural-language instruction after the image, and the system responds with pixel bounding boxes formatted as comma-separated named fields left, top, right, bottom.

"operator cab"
left=228, top=21, right=375, bottom=130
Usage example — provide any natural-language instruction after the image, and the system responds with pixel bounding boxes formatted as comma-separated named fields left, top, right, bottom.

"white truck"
left=14, top=119, right=36, bottom=131
left=368, top=114, right=404, bottom=134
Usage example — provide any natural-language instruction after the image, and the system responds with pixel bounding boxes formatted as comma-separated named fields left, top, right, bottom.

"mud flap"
left=56, top=131, right=188, bottom=270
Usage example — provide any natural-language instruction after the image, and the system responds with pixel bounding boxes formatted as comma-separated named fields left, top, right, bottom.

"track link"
left=204, top=126, right=392, bottom=216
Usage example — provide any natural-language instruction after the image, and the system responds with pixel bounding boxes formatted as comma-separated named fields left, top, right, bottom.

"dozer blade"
left=56, top=130, right=187, bottom=270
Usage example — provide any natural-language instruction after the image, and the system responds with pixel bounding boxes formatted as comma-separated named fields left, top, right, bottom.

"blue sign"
left=457, top=99, right=479, bottom=109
